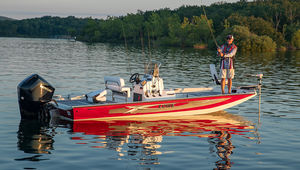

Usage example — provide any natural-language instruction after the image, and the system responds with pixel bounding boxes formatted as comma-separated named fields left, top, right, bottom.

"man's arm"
left=224, top=47, right=237, bottom=58
left=217, top=45, right=225, bottom=57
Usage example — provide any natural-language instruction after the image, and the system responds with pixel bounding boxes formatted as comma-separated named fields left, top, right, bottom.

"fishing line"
left=145, top=29, right=152, bottom=74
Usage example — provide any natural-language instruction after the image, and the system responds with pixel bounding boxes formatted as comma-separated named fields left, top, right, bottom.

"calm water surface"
left=0, top=37, right=299, bottom=169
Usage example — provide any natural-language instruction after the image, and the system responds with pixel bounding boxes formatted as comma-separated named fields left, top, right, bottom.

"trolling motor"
left=17, top=74, right=55, bottom=119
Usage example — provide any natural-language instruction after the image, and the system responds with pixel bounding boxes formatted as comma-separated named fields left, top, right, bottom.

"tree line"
left=0, top=0, right=300, bottom=51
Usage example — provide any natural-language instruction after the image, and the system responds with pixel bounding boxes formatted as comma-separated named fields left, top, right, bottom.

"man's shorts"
left=220, top=69, right=235, bottom=79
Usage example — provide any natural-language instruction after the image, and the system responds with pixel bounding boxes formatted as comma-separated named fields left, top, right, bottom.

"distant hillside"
left=0, top=16, right=16, bottom=21
left=0, top=0, right=299, bottom=51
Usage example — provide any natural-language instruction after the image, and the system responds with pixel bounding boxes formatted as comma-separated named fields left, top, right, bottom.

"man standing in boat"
left=217, top=35, right=237, bottom=94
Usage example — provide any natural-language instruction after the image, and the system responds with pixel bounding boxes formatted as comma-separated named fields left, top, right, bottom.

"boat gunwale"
left=56, top=90, right=256, bottom=110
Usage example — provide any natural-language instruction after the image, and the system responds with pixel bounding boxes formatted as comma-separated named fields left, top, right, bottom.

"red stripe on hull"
left=58, top=93, right=255, bottom=121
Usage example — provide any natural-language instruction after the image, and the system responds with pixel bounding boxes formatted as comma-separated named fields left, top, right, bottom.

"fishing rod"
left=201, top=4, right=220, bottom=48
left=121, top=22, right=128, bottom=50
left=121, top=21, right=132, bottom=74
left=201, top=1, right=220, bottom=67
left=144, top=29, right=152, bottom=74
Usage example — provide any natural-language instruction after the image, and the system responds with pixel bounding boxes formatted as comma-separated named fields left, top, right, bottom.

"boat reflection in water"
left=55, top=110, right=256, bottom=168
left=16, top=110, right=256, bottom=167
left=16, top=119, right=55, bottom=162
left=209, top=130, right=234, bottom=169
left=17, top=119, right=54, bottom=154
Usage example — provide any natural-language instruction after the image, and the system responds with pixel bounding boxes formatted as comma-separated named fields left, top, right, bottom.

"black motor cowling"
left=18, top=74, right=55, bottom=119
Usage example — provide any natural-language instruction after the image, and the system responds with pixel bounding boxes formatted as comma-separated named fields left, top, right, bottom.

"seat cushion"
left=86, top=89, right=107, bottom=103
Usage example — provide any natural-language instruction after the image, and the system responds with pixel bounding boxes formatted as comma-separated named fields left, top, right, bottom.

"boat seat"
left=104, top=76, right=130, bottom=101
left=86, top=89, right=107, bottom=103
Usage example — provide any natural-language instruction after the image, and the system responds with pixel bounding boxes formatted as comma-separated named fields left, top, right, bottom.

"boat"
left=17, top=61, right=262, bottom=121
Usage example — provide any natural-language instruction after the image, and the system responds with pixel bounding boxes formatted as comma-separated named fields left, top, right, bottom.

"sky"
left=1, top=0, right=241, bottom=20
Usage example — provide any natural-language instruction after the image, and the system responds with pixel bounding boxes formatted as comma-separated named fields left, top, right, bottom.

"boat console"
left=82, top=62, right=174, bottom=104
left=129, top=61, right=176, bottom=102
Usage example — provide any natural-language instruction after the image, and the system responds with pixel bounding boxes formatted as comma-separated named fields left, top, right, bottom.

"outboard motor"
left=17, top=74, right=55, bottom=119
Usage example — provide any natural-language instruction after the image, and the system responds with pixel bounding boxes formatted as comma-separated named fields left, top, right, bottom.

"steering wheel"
left=129, top=73, right=140, bottom=83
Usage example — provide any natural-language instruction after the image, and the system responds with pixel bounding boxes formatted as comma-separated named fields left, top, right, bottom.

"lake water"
left=0, top=37, right=299, bottom=169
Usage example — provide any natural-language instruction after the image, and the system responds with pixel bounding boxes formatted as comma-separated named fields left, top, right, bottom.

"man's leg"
left=227, top=69, right=234, bottom=94
left=221, top=78, right=226, bottom=94
left=228, top=78, right=232, bottom=94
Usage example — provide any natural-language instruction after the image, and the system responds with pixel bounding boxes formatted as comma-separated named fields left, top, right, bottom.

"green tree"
left=191, top=15, right=213, bottom=45
left=162, top=14, right=181, bottom=46
left=122, top=13, right=144, bottom=43
left=80, top=18, right=101, bottom=42
left=291, top=29, right=300, bottom=49
left=227, top=14, right=286, bottom=48
left=101, top=17, right=123, bottom=42
left=1, top=0, right=299, bottom=51
left=144, top=9, right=173, bottom=46
left=218, top=25, right=276, bottom=52
left=145, top=13, right=163, bottom=39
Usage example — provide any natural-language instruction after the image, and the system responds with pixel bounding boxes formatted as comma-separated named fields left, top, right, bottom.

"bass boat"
left=17, top=62, right=262, bottom=121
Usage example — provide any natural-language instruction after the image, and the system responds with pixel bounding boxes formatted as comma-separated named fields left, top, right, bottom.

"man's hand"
left=217, top=48, right=223, bottom=57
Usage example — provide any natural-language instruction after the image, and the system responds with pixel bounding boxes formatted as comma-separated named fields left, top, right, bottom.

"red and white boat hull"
left=55, top=93, right=256, bottom=121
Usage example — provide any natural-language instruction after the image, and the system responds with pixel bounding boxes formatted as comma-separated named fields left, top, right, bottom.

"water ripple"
left=0, top=37, right=300, bottom=169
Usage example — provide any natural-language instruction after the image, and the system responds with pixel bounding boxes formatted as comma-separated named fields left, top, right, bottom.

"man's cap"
left=227, top=35, right=234, bottom=40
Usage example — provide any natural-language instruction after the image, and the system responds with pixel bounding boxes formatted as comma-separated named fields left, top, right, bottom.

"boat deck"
left=56, top=91, right=222, bottom=108
left=183, top=91, right=220, bottom=97
left=57, top=99, right=115, bottom=107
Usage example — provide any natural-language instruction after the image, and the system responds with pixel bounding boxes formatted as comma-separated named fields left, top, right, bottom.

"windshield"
left=144, top=60, right=161, bottom=76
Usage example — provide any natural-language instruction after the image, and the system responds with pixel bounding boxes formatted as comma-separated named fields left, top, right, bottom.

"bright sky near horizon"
left=1, top=0, right=241, bottom=19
